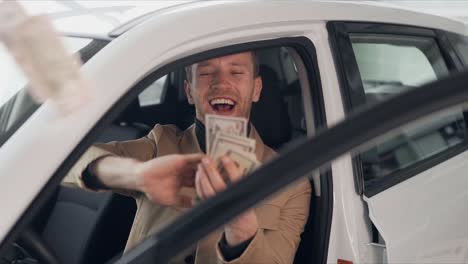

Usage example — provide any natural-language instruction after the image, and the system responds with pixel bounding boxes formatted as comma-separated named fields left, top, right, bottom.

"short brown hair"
left=185, top=51, right=259, bottom=82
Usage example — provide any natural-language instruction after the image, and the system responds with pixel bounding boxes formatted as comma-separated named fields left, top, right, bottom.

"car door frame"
left=327, top=21, right=468, bottom=263
left=327, top=21, right=466, bottom=197
left=0, top=36, right=333, bottom=264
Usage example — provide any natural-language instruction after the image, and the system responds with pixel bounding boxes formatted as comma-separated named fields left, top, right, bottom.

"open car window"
left=1, top=39, right=328, bottom=264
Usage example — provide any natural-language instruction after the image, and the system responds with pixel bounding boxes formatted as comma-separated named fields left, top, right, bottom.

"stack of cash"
left=205, top=114, right=260, bottom=183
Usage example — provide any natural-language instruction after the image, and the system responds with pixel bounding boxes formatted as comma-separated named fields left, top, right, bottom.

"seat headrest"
left=251, top=65, right=292, bottom=149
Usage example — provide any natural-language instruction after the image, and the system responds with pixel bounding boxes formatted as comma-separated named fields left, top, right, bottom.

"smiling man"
left=65, top=51, right=311, bottom=264
left=185, top=52, right=262, bottom=118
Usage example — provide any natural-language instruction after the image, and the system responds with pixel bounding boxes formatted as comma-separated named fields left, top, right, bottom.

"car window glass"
left=448, top=33, right=468, bottom=67
left=0, top=42, right=28, bottom=107
left=350, top=34, right=467, bottom=187
left=138, top=75, right=167, bottom=107
left=351, top=34, right=449, bottom=97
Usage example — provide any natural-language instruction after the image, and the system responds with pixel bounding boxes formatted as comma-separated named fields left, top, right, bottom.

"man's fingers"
left=200, top=171, right=216, bottom=199
left=195, top=165, right=205, bottom=199
left=181, top=172, right=195, bottom=187
left=178, top=154, right=202, bottom=187
left=201, top=157, right=227, bottom=191
left=221, top=156, right=243, bottom=183
left=177, top=195, right=193, bottom=208
left=183, top=153, right=204, bottom=165
left=180, top=164, right=197, bottom=187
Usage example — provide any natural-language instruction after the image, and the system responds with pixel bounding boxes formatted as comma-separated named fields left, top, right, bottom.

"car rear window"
left=350, top=33, right=467, bottom=188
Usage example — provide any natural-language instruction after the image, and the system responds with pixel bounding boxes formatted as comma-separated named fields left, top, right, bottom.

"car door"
left=0, top=3, right=333, bottom=263
left=113, top=71, right=468, bottom=264
left=329, top=21, right=468, bottom=263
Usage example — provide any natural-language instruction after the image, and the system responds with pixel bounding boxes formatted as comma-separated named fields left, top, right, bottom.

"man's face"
left=184, top=52, right=262, bottom=123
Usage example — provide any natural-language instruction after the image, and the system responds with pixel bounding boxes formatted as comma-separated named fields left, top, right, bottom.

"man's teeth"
left=210, top=98, right=234, bottom=105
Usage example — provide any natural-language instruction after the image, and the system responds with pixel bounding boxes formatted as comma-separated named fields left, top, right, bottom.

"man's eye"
left=199, top=72, right=213, bottom=76
left=232, top=71, right=244, bottom=75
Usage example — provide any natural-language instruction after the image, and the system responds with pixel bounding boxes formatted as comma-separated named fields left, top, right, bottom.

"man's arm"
left=196, top=157, right=311, bottom=263
left=62, top=134, right=157, bottom=196
left=215, top=179, right=311, bottom=264
left=63, top=126, right=202, bottom=207
left=88, top=154, right=202, bottom=207
left=87, top=155, right=141, bottom=190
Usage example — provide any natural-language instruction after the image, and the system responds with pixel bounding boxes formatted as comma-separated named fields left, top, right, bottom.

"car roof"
left=110, top=0, right=468, bottom=38
left=21, top=0, right=467, bottom=40
left=19, top=0, right=196, bottom=39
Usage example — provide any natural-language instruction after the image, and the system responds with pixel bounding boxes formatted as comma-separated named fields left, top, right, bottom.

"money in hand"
left=220, top=150, right=259, bottom=176
left=205, top=114, right=260, bottom=184
left=211, top=133, right=256, bottom=158
left=194, top=114, right=260, bottom=206
left=205, top=114, right=247, bottom=155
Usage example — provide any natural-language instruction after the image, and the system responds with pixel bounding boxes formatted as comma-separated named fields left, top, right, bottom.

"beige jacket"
left=64, top=124, right=311, bottom=264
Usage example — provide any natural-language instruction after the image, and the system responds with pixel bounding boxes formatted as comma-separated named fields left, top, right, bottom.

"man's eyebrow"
left=229, top=62, right=249, bottom=67
left=197, top=61, right=214, bottom=67
left=196, top=60, right=249, bottom=68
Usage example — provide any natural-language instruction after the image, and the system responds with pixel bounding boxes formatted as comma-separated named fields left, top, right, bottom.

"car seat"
left=41, top=187, right=135, bottom=264
left=250, top=65, right=292, bottom=149
left=38, top=123, right=143, bottom=264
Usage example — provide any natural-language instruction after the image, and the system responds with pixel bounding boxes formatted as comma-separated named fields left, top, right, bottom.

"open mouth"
left=209, top=98, right=236, bottom=114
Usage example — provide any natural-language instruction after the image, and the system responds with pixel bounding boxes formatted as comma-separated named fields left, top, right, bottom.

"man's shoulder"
left=260, top=143, right=276, bottom=162
left=149, top=124, right=195, bottom=156
left=149, top=124, right=185, bottom=141
left=263, top=145, right=275, bottom=158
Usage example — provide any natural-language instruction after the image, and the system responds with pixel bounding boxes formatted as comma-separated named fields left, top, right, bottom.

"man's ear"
left=184, top=80, right=195, bottom=104
left=252, top=76, right=262, bottom=102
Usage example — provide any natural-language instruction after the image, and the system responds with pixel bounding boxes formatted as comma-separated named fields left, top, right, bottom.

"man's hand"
left=196, top=156, right=258, bottom=246
left=135, top=154, right=203, bottom=208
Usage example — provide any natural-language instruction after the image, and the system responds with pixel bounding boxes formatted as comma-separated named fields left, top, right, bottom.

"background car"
left=1, top=1, right=468, bottom=264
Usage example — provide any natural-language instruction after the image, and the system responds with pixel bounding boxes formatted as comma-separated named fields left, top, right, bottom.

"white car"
left=1, top=1, right=468, bottom=263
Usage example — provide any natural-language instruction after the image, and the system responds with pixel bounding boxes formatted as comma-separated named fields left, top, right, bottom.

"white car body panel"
left=365, top=149, right=468, bottom=263
left=1, top=1, right=467, bottom=263
left=304, top=24, right=378, bottom=262
left=305, top=24, right=360, bottom=262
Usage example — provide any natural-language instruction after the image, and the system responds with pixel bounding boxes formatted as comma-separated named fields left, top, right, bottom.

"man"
left=65, top=51, right=311, bottom=264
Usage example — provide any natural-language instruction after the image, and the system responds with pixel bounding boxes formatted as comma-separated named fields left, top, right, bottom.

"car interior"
left=2, top=46, right=324, bottom=264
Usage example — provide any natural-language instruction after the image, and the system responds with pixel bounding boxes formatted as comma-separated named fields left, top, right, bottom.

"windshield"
left=0, top=36, right=105, bottom=148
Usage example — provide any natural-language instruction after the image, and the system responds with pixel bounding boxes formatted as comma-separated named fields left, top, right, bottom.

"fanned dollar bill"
left=194, top=114, right=259, bottom=206
left=206, top=114, right=261, bottom=183
left=205, top=114, right=247, bottom=155
left=218, top=149, right=260, bottom=179
left=211, top=133, right=256, bottom=159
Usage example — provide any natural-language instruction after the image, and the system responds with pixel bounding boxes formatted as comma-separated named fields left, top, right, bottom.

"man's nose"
left=211, top=71, right=231, bottom=89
